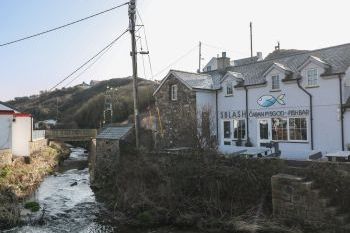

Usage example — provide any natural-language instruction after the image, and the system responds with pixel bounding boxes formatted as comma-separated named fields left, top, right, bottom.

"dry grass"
left=0, top=142, right=69, bottom=199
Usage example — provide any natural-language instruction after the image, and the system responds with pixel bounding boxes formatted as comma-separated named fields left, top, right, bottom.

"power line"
left=50, top=29, right=129, bottom=91
left=63, top=39, right=116, bottom=88
left=0, top=2, right=129, bottom=47
left=137, top=9, right=154, bottom=79
left=153, top=44, right=198, bottom=79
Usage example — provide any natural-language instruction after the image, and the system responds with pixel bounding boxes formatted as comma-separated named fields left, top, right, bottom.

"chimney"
left=257, top=52, right=263, bottom=61
left=275, top=41, right=280, bottom=51
left=217, top=51, right=230, bottom=71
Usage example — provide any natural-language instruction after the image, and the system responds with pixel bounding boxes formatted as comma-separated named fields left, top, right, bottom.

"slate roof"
left=157, top=43, right=350, bottom=94
left=233, top=56, right=260, bottom=66
left=171, top=70, right=219, bottom=90
left=264, top=49, right=309, bottom=60
left=0, top=102, right=18, bottom=112
left=344, top=97, right=350, bottom=108
left=97, top=126, right=132, bottom=140
left=154, top=70, right=221, bottom=94
left=212, top=43, right=350, bottom=86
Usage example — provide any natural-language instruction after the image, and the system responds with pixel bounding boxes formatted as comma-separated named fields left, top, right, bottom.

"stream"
left=5, top=147, right=121, bottom=233
left=4, top=147, right=196, bottom=233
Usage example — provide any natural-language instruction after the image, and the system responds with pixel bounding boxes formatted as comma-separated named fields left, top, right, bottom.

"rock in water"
left=70, top=181, right=78, bottom=186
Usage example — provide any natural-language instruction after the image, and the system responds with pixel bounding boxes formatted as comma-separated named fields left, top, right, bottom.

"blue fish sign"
left=257, top=94, right=285, bottom=108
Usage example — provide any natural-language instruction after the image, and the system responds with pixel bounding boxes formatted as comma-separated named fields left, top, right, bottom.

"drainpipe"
left=297, top=79, right=314, bottom=150
left=31, top=117, right=33, bottom=142
left=338, top=74, right=345, bottom=151
left=244, top=86, right=252, bottom=147
left=215, top=90, right=219, bottom=143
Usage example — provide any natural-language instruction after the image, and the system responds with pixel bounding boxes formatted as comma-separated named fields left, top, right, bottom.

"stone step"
left=283, top=166, right=307, bottom=177
left=324, top=206, right=339, bottom=217
left=341, top=224, right=350, bottom=232
left=318, top=198, right=332, bottom=208
left=334, top=214, right=349, bottom=225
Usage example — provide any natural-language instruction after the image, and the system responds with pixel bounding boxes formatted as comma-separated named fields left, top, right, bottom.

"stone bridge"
left=45, top=129, right=97, bottom=142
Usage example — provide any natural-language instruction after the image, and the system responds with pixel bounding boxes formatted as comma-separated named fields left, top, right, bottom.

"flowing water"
left=5, top=147, right=119, bottom=233
left=5, top=147, right=195, bottom=233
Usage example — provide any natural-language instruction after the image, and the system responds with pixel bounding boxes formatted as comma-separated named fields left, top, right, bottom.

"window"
left=272, top=118, right=288, bottom=141
left=271, top=75, right=280, bottom=90
left=226, top=82, right=233, bottom=96
left=171, top=85, right=178, bottom=101
left=307, top=68, right=318, bottom=86
left=233, top=119, right=246, bottom=140
left=223, top=121, right=231, bottom=139
left=289, top=118, right=307, bottom=141
left=207, top=66, right=212, bottom=71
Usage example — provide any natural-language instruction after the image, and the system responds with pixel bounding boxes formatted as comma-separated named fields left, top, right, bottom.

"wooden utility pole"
left=129, top=0, right=140, bottom=149
left=250, top=22, right=253, bottom=57
left=198, top=41, right=202, bottom=73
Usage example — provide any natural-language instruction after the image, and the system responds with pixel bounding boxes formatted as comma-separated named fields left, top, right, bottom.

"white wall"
left=12, top=116, right=32, bottom=157
left=196, top=91, right=217, bottom=137
left=217, top=62, right=344, bottom=158
left=0, top=115, right=12, bottom=150
left=343, top=67, right=350, bottom=102
left=344, top=109, right=350, bottom=151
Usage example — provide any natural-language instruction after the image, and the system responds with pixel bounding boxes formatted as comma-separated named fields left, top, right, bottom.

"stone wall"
left=93, top=139, right=120, bottom=188
left=89, top=139, right=97, bottom=184
left=155, top=74, right=197, bottom=148
left=0, top=149, right=12, bottom=166
left=29, top=139, right=48, bottom=156
left=272, top=173, right=349, bottom=227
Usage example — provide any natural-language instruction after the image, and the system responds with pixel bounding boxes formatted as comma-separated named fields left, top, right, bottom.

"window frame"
left=271, top=118, right=288, bottom=141
left=306, top=68, right=319, bottom=87
left=222, top=119, right=247, bottom=145
left=233, top=119, right=247, bottom=140
left=288, top=117, right=308, bottom=142
left=171, top=84, right=178, bottom=101
left=271, top=75, right=281, bottom=91
left=268, top=117, right=308, bottom=143
left=225, top=81, right=233, bottom=96
left=223, top=120, right=232, bottom=145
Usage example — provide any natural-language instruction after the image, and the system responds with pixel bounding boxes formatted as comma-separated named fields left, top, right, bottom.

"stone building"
left=153, top=69, right=221, bottom=149
left=93, top=126, right=133, bottom=187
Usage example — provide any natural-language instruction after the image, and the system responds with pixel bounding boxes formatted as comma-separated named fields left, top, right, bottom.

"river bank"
left=0, top=142, right=70, bottom=229
left=3, top=146, right=199, bottom=233
left=92, top=152, right=304, bottom=233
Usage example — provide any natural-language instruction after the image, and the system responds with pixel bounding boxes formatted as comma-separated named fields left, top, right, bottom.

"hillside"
left=7, top=78, right=155, bottom=129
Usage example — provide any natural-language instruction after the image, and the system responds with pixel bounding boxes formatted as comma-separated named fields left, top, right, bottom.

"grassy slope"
left=7, top=77, right=155, bottom=128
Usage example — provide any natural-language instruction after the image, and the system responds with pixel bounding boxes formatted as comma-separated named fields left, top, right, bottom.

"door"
left=258, top=119, right=271, bottom=147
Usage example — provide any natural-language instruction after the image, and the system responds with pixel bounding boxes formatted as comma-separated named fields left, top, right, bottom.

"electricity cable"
left=0, top=2, right=129, bottom=47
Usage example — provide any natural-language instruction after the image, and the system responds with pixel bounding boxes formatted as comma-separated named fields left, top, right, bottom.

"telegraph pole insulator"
left=129, top=0, right=140, bottom=150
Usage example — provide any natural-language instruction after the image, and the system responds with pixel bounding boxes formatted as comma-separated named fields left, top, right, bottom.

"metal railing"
left=32, top=130, right=46, bottom=141
left=45, top=129, right=97, bottom=139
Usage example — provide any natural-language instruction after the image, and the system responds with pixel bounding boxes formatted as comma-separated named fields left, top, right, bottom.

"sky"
left=1, top=0, right=350, bottom=101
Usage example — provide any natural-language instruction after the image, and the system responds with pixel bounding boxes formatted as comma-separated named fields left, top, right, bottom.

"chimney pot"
left=257, top=52, right=263, bottom=61
left=222, top=52, right=226, bottom=58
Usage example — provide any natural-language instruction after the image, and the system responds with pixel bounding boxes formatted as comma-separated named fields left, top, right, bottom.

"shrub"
left=24, top=201, right=40, bottom=212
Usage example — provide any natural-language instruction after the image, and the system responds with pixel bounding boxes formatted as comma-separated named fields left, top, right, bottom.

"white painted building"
left=0, top=102, right=33, bottom=157
left=156, top=43, right=350, bottom=160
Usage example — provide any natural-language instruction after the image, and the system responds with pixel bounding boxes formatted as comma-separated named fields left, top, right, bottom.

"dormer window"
left=271, top=75, right=280, bottom=90
left=207, top=66, right=212, bottom=71
left=226, top=82, right=233, bottom=96
left=171, top=85, right=178, bottom=101
left=307, top=68, right=318, bottom=86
